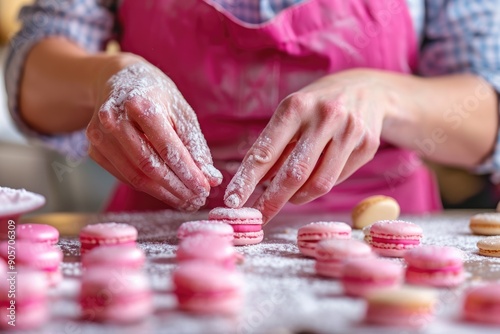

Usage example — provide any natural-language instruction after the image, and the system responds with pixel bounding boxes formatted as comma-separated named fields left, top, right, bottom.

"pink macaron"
left=463, top=283, right=500, bottom=325
left=173, top=261, right=244, bottom=314
left=0, top=268, right=49, bottom=330
left=369, top=220, right=423, bottom=257
left=315, top=239, right=373, bottom=278
left=341, top=258, right=404, bottom=297
left=404, top=245, right=464, bottom=287
left=16, top=224, right=59, bottom=245
left=80, top=267, right=153, bottom=323
left=177, top=220, right=234, bottom=242
left=208, top=207, right=264, bottom=246
left=82, top=245, right=146, bottom=270
left=297, top=221, right=352, bottom=258
left=79, top=222, right=138, bottom=254
left=0, top=241, right=63, bottom=286
left=177, top=234, right=241, bottom=269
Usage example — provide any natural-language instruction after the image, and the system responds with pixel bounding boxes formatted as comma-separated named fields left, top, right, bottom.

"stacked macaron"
left=297, top=221, right=352, bottom=257
left=0, top=240, right=63, bottom=287
left=462, top=283, right=500, bottom=325
left=78, top=222, right=152, bottom=323
left=208, top=207, right=264, bottom=245
left=172, top=208, right=249, bottom=314
left=315, top=239, right=373, bottom=278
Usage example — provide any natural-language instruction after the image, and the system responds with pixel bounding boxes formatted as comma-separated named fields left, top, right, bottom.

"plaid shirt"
left=5, top=0, right=500, bottom=178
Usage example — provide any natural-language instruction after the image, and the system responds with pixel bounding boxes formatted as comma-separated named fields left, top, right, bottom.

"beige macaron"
left=469, top=213, right=500, bottom=235
left=477, top=236, right=500, bottom=257
left=351, top=195, right=400, bottom=229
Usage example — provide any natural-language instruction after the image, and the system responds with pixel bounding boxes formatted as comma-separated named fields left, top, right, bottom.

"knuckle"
left=129, top=173, right=147, bottom=190
left=138, top=156, right=156, bottom=174
left=284, top=160, right=311, bottom=186
left=124, top=97, right=148, bottom=119
left=317, top=100, right=344, bottom=122
left=309, top=176, right=334, bottom=196
left=97, top=109, right=118, bottom=132
left=249, top=143, right=274, bottom=164
left=277, top=93, right=310, bottom=123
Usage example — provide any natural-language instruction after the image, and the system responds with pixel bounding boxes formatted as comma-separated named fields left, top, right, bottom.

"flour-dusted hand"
left=224, top=70, right=395, bottom=223
left=87, top=62, right=222, bottom=211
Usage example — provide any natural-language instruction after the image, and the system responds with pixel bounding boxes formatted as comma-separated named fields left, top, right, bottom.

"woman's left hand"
left=224, top=69, right=400, bottom=223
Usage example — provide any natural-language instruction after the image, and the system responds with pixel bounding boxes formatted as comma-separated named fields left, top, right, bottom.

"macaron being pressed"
left=16, top=224, right=59, bottom=244
left=82, top=245, right=146, bottom=270
left=469, top=213, right=500, bottom=235
left=351, top=195, right=400, bottom=229
left=177, top=220, right=234, bottom=242
left=208, top=207, right=264, bottom=246
left=80, top=267, right=153, bottom=323
left=79, top=222, right=138, bottom=254
left=297, top=221, right=352, bottom=258
left=315, top=239, right=373, bottom=278
left=369, top=220, right=423, bottom=257
left=462, top=283, right=500, bottom=325
left=477, top=236, right=500, bottom=257
left=365, top=286, right=437, bottom=328
left=341, top=258, right=403, bottom=297
left=0, top=269, right=49, bottom=330
left=0, top=240, right=63, bottom=286
left=177, top=234, right=241, bottom=269
left=404, top=246, right=464, bottom=287
left=173, top=261, right=244, bottom=314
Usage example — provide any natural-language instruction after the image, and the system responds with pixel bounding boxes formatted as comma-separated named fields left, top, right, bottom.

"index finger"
left=224, top=99, right=302, bottom=208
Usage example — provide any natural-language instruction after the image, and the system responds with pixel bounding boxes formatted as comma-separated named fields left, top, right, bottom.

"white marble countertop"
left=19, top=209, right=500, bottom=334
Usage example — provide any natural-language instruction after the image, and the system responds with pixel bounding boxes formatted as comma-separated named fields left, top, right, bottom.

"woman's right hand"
left=86, top=57, right=222, bottom=211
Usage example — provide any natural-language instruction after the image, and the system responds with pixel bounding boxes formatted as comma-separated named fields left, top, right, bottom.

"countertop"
left=18, top=209, right=500, bottom=334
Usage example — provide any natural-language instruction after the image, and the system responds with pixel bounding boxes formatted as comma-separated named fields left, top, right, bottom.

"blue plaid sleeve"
left=4, top=0, right=115, bottom=160
left=418, top=0, right=500, bottom=179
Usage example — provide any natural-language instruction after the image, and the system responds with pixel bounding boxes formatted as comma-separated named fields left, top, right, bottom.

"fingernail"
left=203, top=165, right=223, bottom=182
left=191, top=196, right=206, bottom=207
left=196, top=185, right=210, bottom=198
left=224, top=193, right=241, bottom=208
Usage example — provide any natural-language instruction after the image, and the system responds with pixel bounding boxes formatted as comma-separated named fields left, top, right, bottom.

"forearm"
left=381, top=72, right=498, bottom=168
left=19, top=37, right=140, bottom=134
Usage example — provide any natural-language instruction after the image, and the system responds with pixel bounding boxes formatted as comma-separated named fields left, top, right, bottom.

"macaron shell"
left=208, top=207, right=262, bottom=220
left=177, top=220, right=234, bottom=240
left=477, top=236, right=500, bottom=257
left=82, top=245, right=146, bottom=269
left=469, top=213, right=500, bottom=235
left=297, top=222, right=352, bottom=240
left=16, top=224, right=59, bottom=244
left=233, top=230, right=264, bottom=246
left=351, top=195, right=400, bottom=229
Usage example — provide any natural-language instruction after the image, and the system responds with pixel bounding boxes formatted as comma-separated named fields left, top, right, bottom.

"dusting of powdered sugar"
left=47, top=210, right=500, bottom=333
left=0, top=187, right=45, bottom=216
left=99, top=63, right=221, bottom=197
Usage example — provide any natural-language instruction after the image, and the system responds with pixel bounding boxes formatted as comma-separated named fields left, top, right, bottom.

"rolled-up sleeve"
left=4, top=0, right=115, bottom=159
left=419, top=0, right=500, bottom=179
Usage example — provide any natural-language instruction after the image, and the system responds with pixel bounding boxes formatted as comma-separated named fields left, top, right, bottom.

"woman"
left=5, top=0, right=500, bottom=223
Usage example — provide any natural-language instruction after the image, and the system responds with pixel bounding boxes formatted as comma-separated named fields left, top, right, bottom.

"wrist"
left=84, top=52, right=144, bottom=110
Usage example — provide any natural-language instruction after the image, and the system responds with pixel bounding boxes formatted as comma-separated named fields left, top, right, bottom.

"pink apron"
left=107, top=0, right=441, bottom=214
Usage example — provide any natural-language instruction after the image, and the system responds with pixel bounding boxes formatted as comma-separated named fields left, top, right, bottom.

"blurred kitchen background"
left=0, top=0, right=116, bottom=213
left=1, top=0, right=498, bottom=213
